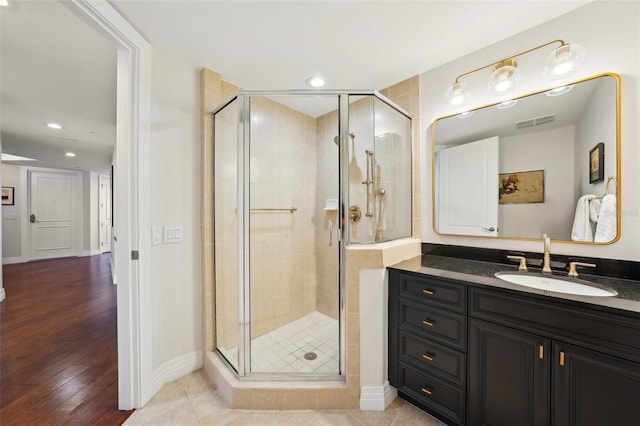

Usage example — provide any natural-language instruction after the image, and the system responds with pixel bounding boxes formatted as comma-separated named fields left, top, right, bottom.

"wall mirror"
left=432, top=73, right=620, bottom=243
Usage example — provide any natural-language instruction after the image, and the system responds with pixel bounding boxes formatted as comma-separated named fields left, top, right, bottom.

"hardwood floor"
left=0, top=254, right=133, bottom=425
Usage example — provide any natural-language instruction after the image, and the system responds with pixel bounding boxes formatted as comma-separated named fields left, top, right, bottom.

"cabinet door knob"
left=560, top=351, right=565, bottom=366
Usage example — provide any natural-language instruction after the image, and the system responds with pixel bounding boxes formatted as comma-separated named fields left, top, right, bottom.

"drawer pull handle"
left=421, top=387, right=432, bottom=396
left=560, top=351, right=565, bottom=366
left=422, top=289, right=434, bottom=296
left=539, top=345, right=544, bottom=360
left=422, top=353, right=434, bottom=362
left=422, top=320, right=435, bottom=327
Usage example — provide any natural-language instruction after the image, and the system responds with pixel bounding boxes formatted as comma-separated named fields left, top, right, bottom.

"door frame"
left=70, top=0, right=152, bottom=409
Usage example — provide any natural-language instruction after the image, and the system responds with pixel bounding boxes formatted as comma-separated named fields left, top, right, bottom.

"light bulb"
left=544, top=44, right=585, bottom=80
left=444, top=82, right=469, bottom=107
left=489, top=64, right=519, bottom=96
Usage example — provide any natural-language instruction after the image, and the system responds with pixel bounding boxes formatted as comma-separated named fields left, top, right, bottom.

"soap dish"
left=324, top=199, right=338, bottom=211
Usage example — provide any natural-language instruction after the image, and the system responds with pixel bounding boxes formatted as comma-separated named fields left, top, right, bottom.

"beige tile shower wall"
left=379, top=76, right=421, bottom=239
left=248, top=97, right=318, bottom=338
left=315, top=110, right=339, bottom=319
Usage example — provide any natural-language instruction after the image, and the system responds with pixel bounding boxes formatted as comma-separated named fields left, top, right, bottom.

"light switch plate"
left=152, top=226, right=162, bottom=245
left=164, top=225, right=183, bottom=243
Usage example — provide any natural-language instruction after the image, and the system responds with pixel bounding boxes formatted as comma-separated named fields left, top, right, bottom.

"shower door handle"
left=328, top=220, right=333, bottom=246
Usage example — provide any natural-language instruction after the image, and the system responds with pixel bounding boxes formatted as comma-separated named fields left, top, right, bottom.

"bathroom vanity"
left=388, top=253, right=640, bottom=426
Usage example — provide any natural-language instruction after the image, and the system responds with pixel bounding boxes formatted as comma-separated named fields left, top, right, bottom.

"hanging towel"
left=595, top=194, right=617, bottom=242
left=571, top=194, right=596, bottom=242
left=589, top=198, right=602, bottom=223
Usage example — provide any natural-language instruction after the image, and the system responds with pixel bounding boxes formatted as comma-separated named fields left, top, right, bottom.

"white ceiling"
left=1, top=0, right=593, bottom=173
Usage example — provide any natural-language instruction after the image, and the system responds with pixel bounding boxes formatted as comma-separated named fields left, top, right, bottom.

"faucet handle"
left=507, top=255, right=528, bottom=272
left=568, top=261, right=596, bottom=278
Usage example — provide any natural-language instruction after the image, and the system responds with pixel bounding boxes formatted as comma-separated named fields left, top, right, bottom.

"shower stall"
left=213, top=91, right=411, bottom=380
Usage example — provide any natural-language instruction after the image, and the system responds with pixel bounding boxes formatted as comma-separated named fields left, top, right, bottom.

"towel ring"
left=605, top=176, right=617, bottom=195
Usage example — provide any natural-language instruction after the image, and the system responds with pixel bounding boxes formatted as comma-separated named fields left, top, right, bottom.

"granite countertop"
left=389, top=254, right=640, bottom=315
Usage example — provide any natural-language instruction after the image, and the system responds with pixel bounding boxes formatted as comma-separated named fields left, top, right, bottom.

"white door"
left=436, top=136, right=499, bottom=236
left=99, top=174, right=112, bottom=253
left=29, top=171, right=79, bottom=260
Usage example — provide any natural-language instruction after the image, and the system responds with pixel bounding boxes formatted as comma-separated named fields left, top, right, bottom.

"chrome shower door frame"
left=214, top=90, right=410, bottom=381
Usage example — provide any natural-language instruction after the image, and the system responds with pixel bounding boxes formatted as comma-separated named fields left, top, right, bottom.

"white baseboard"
left=3, top=256, right=24, bottom=265
left=151, top=351, right=203, bottom=398
left=82, top=249, right=101, bottom=257
left=359, top=382, right=398, bottom=411
left=0, top=287, right=5, bottom=302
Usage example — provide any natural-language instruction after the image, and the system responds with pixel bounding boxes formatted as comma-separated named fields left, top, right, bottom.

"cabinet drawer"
left=470, top=287, right=640, bottom=361
left=392, top=270, right=466, bottom=313
left=398, top=361, right=465, bottom=425
left=400, top=331, right=466, bottom=387
left=401, top=302, right=467, bottom=351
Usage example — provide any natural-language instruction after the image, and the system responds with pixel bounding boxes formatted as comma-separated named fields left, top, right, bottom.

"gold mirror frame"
left=431, top=72, right=621, bottom=244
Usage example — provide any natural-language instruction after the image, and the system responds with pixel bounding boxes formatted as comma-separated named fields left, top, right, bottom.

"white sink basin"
left=494, top=272, right=618, bottom=297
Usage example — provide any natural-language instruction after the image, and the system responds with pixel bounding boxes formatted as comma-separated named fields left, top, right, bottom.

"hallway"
left=0, top=254, right=133, bottom=425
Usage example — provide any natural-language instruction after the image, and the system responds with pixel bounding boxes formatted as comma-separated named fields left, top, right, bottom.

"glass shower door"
left=247, top=94, right=341, bottom=376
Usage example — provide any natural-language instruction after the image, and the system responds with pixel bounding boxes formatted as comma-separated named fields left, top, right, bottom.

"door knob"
left=30, top=214, right=36, bottom=223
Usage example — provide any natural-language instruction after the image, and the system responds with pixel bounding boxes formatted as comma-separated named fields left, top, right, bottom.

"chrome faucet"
left=542, top=234, right=552, bottom=274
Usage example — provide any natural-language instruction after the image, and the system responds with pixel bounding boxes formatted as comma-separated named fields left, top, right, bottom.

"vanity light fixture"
left=306, top=76, right=325, bottom=88
left=445, top=40, right=585, bottom=107
left=546, top=85, right=574, bottom=97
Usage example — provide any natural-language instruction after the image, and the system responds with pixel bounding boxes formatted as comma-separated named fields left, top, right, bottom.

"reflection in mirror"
left=432, top=73, right=620, bottom=243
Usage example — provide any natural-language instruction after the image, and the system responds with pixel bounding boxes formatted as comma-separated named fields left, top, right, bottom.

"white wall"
left=1, top=165, right=100, bottom=263
left=499, top=126, right=575, bottom=240
left=149, top=48, right=202, bottom=372
left=421, top=1, right=640, bottom=260
left=575, top=76, right=618, bottom=197
left=83, top=171, right=100, bottom=255
left=2, top=164, right=22, bottom=260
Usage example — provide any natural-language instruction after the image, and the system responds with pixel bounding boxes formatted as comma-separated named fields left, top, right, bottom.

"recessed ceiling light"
left=457, top=111, right=474, bottom=119
left=0, top=0, right=8, bottom=7
left=546, top=85, right=574, bottom=97
left=306, top=76, right=325, bottom=88
left=65, top=152, right=76, bottom=157
left=47, top=122, right=63, bottom=130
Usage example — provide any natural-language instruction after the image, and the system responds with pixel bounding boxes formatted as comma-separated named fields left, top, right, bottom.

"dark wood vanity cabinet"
left=468, top=319, right=550, bottom=426
left=389, top=268, right=640, bottom=426
left=388, top=270, right=468, bottom=425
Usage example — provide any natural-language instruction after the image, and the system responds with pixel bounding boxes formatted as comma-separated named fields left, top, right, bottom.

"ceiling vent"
left=516, top=114, right=556, bottom=129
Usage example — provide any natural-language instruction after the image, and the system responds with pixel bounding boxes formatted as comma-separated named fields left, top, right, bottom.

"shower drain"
left=303, top=352, right=317, bottom=360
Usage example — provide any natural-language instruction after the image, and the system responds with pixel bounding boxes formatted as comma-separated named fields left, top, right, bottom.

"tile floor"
left=124, top=371, right=446, bottom=425
left=219, top=312, right=340, bottom=374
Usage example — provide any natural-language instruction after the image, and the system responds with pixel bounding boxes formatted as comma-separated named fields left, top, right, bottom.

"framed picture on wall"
left=589, top=142, right=605, bottom=183
left=2, top=186, right=14, bottom=205
left=498, top=169, right=544, bottom=204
